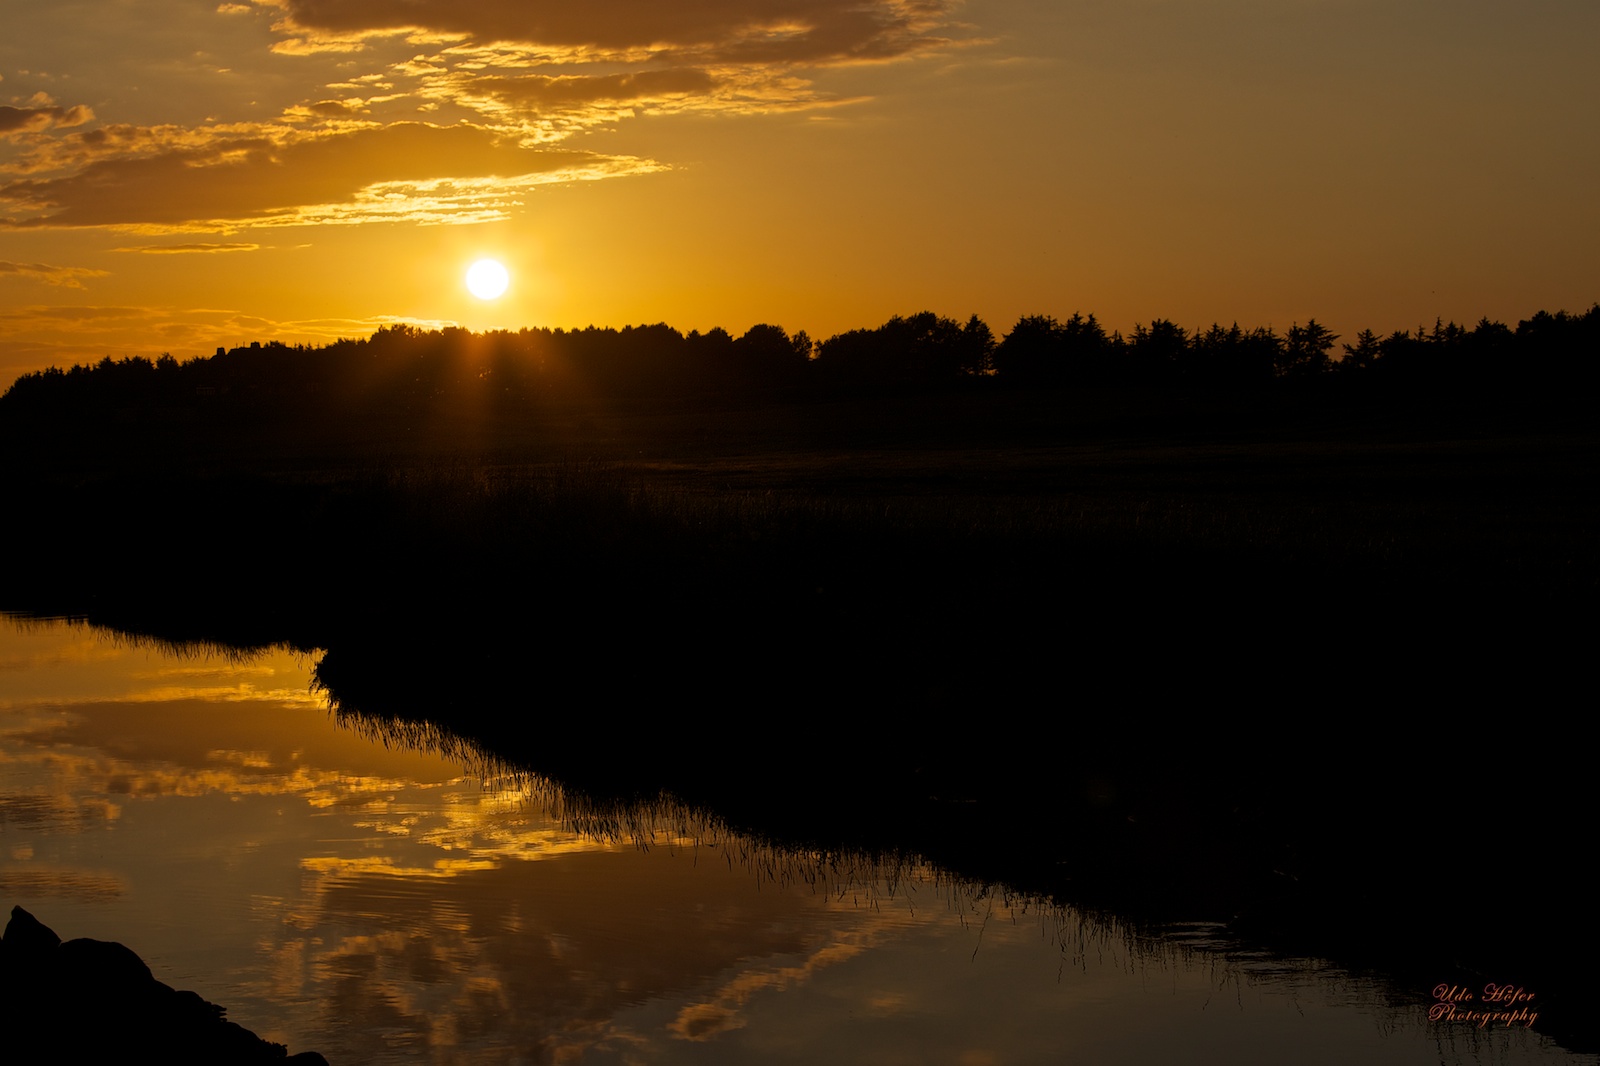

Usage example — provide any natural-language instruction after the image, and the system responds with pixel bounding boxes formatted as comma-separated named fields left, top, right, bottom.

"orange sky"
left=3, top=0, right=1598, bottom=381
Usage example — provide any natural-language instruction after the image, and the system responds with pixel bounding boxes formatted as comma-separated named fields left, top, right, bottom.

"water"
left=0, top=614, right=1585, bottom=1065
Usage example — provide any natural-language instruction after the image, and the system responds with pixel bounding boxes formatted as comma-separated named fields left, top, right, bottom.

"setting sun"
left=466, top=259, right=510, bottom=300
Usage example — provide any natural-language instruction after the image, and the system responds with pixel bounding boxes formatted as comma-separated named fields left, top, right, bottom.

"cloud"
left=0, top=305, right=154, bottom=323
left=264, top=0, right=962, bottom=65
left=0, top=103, right=94, bottom=139
left=0, top=304, right=443, bottom=335
left=3, top=121, right=288, bottom=178
left=113, top=243, right=261, bottom=254
left=0, top=1, right=968, bottom=242
left=0, top=260, right=108, bottom=287
left=248, top=1, right=972, bottom=136
left=465, top=69, right=721, bottom=111
left=439, top=68, right=744, bottom=131
left=297, top=98, right=370, bottom=117
left=0, top=303, right=458, bottom=383
left=0, top=122, right=662, bottom=232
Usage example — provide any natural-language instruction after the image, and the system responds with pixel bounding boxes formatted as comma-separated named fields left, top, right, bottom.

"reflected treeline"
left=332, top=698, right=959, bottom=912
left=101, top=619, right=1600, bottom=1057
left=324, top=694, right=1450, bottom=1059
left=3, top=305, right=1597, bottom=417
left=306, top=622, right=1596, bottom=1055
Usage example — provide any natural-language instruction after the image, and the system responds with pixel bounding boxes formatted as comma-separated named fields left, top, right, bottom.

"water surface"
left=0, top=615, right=1582, bottom=1064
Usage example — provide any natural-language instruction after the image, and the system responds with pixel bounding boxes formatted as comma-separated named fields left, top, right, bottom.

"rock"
left=2, top=905, right=61, bottom=963
left=0, top=905, right=329, bottom=1065
left=58, top=936, right=154, bottom=988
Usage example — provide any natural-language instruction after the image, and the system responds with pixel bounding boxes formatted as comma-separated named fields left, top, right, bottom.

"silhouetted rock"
left=0, top=906, right=327, bottom=1065
left=1, top=904, right=60, bottom=962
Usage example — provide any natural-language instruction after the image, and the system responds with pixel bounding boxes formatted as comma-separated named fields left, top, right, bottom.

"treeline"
left=4, top=305, right=1597, bottom=413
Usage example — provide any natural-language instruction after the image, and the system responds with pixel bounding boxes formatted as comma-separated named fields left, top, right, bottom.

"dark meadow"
left=1, top=307, right=1596, bottom=1059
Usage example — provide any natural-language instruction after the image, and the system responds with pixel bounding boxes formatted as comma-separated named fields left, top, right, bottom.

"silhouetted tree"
left=1189, top=323, right=1280, bottom=386
left=816, top=311, right=988, bottom=385
left=733, top=324, right=810, bottom=385
left=993, top=312, right=1111, bottom=386
left=992, top=314, right=1063, bottom=384
left=1128, top=319, right=1187, bottom=384
left=1338, top=329, right=1381, bottom=372
left=1280, top=320, right=1338, bottom=377
left=1459, top=318, right=1514, bottom=381
left=960, top=314, right=996, bottom=376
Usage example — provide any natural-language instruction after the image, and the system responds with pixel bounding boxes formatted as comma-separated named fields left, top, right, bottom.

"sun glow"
left=465, top=259, right=510, bottom=300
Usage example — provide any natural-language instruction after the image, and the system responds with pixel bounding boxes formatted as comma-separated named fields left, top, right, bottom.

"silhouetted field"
left=5, top=379, right=1591, bottom=622
left=3, top=379, right=1593, bottom=724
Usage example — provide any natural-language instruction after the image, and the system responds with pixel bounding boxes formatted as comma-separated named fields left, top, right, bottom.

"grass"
left=4, top=382, right=1593, bottom=682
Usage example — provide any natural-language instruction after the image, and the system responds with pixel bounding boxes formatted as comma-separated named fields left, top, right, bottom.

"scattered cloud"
left=0, top=122, right=662, bottom=232
left=288, top=99, right=372, bottom=118
left=3, top=120, right=298, bottom=177
left=0, top=303, right=448, bottom=336
left=0, top=302, right=459, bottom=380
left=249, top=0, right=974, bottom=134
left=0, top=0, right=969, bottom=237
left=0, top=260, right=108, bottom=287
left=0, top=304, right=156, bottom=323
left=465, top=69, right=721, bottom=111
left=113, top=243, right=261, bottom=254
left=260, top=0, right=964, bottom=65
left=0, top=102, right=94, bottom=138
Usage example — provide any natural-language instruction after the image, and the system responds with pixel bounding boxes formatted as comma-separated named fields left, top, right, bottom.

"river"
left=0, top=614, right=1584, bottom=1065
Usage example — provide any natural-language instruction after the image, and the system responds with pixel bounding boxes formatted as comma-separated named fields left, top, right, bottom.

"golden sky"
left=3, top=0, right=1597, bottom=380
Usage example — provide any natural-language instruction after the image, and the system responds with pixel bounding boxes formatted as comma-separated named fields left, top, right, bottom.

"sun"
left=465, top=258, right=509, bottom=300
